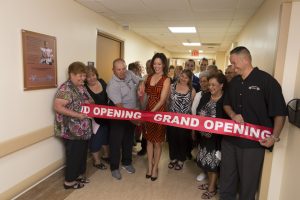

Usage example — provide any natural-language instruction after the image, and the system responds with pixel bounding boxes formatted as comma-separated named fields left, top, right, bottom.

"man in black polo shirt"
left=220, top=46, right=287, bottom=200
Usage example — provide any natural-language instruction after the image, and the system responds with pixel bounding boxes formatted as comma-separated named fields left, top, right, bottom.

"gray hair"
left=199, top=71, right=210, bottom=79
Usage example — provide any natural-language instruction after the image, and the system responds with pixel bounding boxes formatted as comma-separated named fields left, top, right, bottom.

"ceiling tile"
left=190, top=0, right=238, bottom=11
left=141, top=0, right=190, bottom=11
left=75, top=0, right=266, bottom=54
left=238, top=0, right=265, bottom=9
left=98, top=0, right=148, bottom=14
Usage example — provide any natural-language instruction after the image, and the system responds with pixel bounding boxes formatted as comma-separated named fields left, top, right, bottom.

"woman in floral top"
left=54, top=62, right=93, bottom=189
left=195, top=73, right=227, bottom=199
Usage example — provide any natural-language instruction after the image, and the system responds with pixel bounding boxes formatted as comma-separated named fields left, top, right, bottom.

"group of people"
left=53, top=46, right=287, bottom=200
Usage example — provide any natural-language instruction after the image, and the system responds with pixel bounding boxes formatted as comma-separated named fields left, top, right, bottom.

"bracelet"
left=271, top=135, right=280, bottom=142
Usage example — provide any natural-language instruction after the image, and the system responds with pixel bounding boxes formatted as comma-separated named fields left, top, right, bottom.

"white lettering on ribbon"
left=82, top=104, right=273, bottom=142
left=204, top=120, right=214, bottom=130
left=154, top=114, right=162, bottom=121
left=81, top=106, right=90, bottom=114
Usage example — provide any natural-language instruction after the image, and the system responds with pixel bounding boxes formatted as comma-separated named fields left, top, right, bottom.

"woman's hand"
left=78, top=113, right=88, bottom=120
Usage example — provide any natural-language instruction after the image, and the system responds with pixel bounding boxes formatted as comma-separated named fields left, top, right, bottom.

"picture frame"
left=22, top=30, right=57, bottom=90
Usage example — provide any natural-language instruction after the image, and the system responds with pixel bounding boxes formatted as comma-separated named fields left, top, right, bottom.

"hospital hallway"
left=15, top=144, right=218, bottom=200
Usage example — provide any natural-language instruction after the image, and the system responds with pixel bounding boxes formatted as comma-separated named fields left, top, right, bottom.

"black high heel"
left=151, top=168, right=158, bottom=181
left=146, top=168, right=151, bottom=179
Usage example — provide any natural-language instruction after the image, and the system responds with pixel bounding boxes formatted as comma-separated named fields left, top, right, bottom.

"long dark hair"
left=150, top=53, right=168, bottom=76
left=178, top=69, right=193, bottom=89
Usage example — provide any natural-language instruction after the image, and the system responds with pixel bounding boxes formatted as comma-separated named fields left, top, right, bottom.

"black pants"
left=141, top=137, right=147, bottom=150
left=167, top=126, right=190, bottom=162
left=63, top=139, right=89, bottom=182
left=109, top=120, right=135, bottom=170
left=219, top=139, right=265, bottom=200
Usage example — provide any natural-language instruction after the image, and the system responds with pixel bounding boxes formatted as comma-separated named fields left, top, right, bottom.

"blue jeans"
left=89, top=125, right=109, bottom=153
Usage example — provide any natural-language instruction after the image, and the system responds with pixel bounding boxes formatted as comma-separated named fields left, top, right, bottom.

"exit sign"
left=191, top=49, right=199, bottom=56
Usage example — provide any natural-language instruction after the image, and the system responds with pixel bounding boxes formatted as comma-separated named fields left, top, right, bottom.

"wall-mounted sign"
left=191, top=49, right=199, bottom=56
left=22, top=30, right=57, bottom=90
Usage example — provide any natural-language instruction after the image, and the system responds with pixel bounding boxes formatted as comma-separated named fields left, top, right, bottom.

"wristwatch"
left=271, top=135, right=280, bottom=142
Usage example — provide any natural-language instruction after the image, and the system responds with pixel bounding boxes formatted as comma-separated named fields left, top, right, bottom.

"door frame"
left=97, top=30, right=124, bottom=59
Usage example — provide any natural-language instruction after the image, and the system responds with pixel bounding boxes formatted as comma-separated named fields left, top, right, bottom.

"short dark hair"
left=68, top=61, right=86, bottom=76
left=85, top=65, right=99, bottom=79
left=187, top=59, right=195, bottom=66
left=128, top=62, right=139, bottom=71
left=208, top=73, right=227, bottom=91
left=169, top=65, right=175, bottom=70
left=202, top=57, right=208, bottom=62
left=150, top=53, right=168, bottom=75
left=230, top=46, right=252, bottom=61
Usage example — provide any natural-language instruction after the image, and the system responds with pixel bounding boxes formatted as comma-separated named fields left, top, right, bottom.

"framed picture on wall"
left=22, top=30, right=57, bottom=90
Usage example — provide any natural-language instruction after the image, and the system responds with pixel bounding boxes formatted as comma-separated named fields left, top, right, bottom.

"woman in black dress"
left=85, top=66, right=110, bottom=170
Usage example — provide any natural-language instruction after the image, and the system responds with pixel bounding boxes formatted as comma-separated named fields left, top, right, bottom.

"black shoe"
left=137, top=149, right=146, bottom=156
left=146, top=174, right=151, bottom=179
left=151, top=176, right=157, bottom=181
left=64, top=182, right=84, bottom=189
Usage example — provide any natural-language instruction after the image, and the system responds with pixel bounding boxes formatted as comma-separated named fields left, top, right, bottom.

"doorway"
left=96, top=32, right=124, bottom=82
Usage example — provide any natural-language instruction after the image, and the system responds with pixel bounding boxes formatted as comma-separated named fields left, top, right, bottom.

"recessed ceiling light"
left=168, top=27, right=196, bottom=33
left=182, top=42, right=201, bottom=46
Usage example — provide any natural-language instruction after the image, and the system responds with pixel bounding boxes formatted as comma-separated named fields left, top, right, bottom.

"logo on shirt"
left=248, top=86, right=260, bottom=91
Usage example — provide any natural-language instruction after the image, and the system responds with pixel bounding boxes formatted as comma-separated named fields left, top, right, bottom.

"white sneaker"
left=196, top=172, right=207, bottom=181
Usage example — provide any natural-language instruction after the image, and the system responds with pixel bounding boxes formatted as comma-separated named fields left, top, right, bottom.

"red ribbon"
left=81, top=104, right=273, bottom=142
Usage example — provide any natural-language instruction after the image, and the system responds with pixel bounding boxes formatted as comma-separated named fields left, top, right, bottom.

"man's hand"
left=232, top=114, right=244, bottom=124
left=259, top=137, right=275, bottom=148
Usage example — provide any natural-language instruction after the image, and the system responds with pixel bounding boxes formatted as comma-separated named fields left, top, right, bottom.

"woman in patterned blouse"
left=167, top=69, right=195, bottom=170
left=195, top=73, right=227, bottom=199
left=54, top=62, right=94, bottom=189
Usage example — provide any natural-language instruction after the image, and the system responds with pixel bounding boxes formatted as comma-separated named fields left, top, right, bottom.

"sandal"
left=198, top=183, right=208, bottom=190
left=174, top=162, right=183, bottom=170
left=93, top=162, right=107, bottom=170
left=64, top=182, right=84, bottom=189
left=168, top=160, right=177, bottom=169
left=76, top=176, right=90, bottom=183
left=201, top=190, right=217, bottom=199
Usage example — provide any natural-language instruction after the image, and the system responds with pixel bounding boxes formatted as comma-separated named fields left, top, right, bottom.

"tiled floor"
left=16, top=144, right=218, bottom=200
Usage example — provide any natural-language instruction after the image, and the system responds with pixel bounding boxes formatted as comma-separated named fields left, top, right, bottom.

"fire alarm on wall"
left=87, top=61, right=94, bottom=67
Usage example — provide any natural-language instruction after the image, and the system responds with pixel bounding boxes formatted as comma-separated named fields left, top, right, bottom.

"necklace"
left=211, top=93, right=223, bottom=101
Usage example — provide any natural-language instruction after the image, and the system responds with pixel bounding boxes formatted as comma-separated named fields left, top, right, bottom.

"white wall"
left=278, top=2, right=300, bottom=200
left=0, top=0, right=169, bottom=196
left=233, top=0, right=300, bottom=199
left=235, top=0, right=282, bottom=74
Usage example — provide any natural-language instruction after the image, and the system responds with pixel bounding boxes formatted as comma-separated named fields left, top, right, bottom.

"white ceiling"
left=75, top=0, right=265, bottom=54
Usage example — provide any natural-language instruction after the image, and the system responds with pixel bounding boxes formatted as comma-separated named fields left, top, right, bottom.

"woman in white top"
left=191, top=71, right=210, bottom=182
left=191, top=71, right=210, bottom=114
